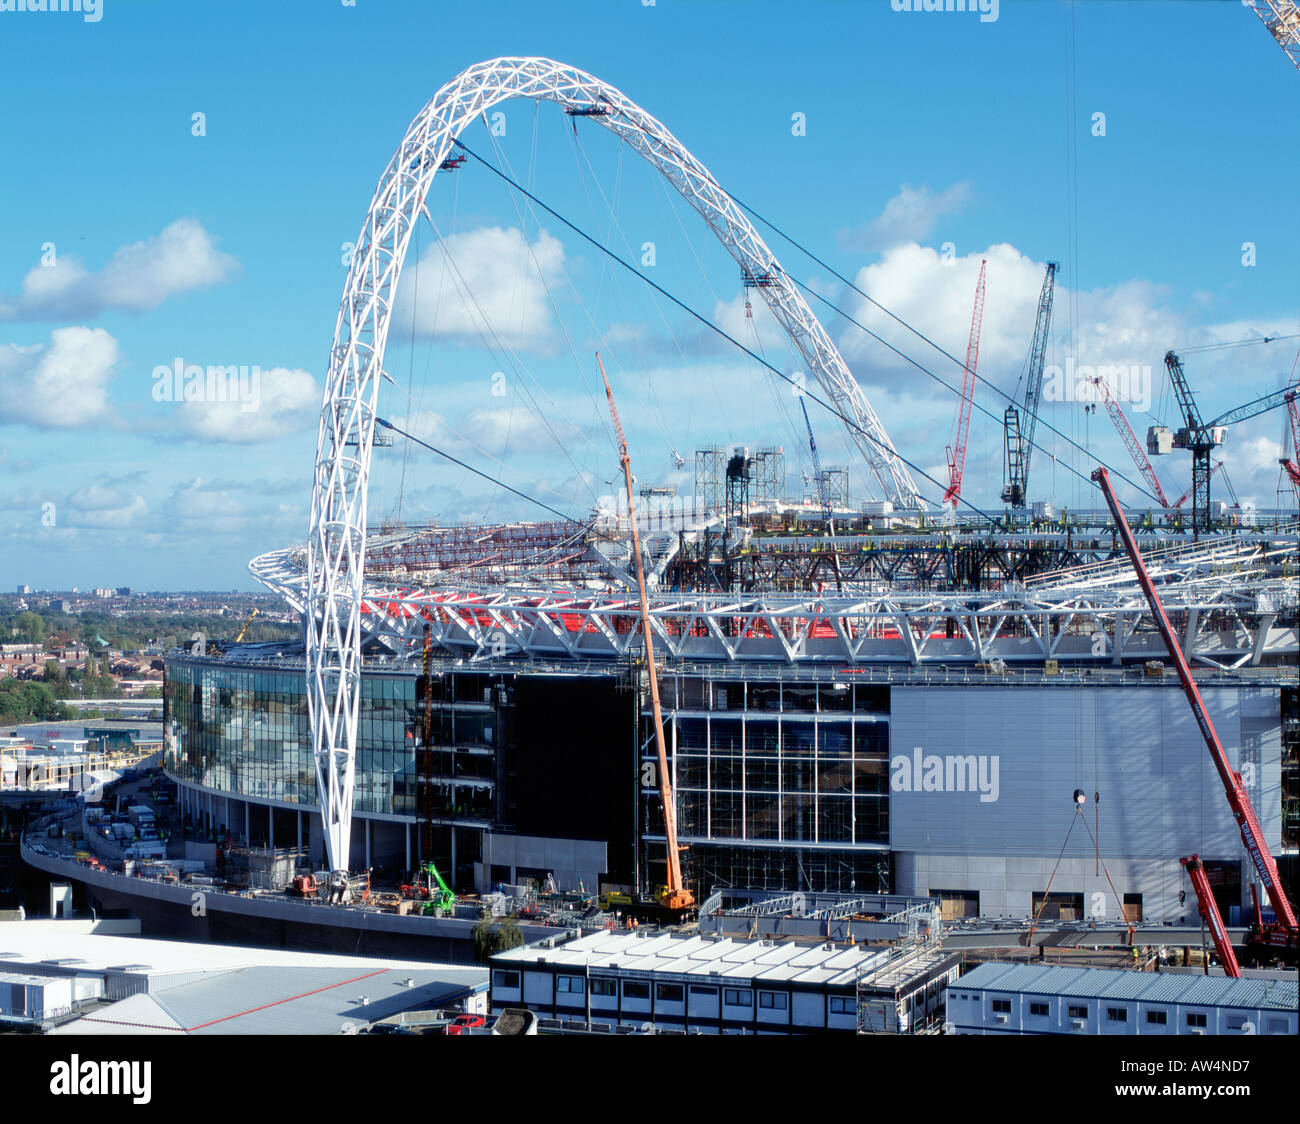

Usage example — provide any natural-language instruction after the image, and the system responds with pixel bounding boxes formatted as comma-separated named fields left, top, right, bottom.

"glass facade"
left=164, top=656, right=493, bottom=821
left=642, top=675, right=890, bottom=892
left=165, top=655, right=895, bottom=895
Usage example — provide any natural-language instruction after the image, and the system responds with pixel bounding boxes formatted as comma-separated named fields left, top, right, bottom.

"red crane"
left=1282, top=344, right=1300, bottom=493
left=943, top=259, right=986, bottom=509
left=1092, top=377, right=1169, bottom=507
left=1092, top=466, right=1298, bottom=970
left=1182, top=856, right=1242, bottom=976
left=1171, top=461, right=1224, bottom=510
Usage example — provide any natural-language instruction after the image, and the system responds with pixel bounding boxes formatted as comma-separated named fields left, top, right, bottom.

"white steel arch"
left=306, top=56, right=924, bottom=873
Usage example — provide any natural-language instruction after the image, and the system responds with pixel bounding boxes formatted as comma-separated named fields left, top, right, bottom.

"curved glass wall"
left=164, top=657, right=451, bottom=817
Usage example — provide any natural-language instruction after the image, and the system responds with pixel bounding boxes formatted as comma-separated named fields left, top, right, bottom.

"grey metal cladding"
left=887, top=685, right=1277, bottom=858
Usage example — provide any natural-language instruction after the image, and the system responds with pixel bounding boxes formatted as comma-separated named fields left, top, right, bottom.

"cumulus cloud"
left=835, top=243, right=1185, bottom=406
left=0, top=219, right=239, bottom=321
left=838, top=182, right=972, bottom=253
left=0, top=326, right=119, bottom=427
left=161, top=479, right=249, bottom=534
left=392, top=225, right=565, bottom=350
left=149, top=365, right=320, bottom=443
left=63, top=484, right=147, bottom=530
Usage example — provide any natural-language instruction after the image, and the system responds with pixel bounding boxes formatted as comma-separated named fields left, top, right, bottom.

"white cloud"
left=157, top=365, right=320, bottom=443
left=161, top=479, right=248, bottom=534
left=838, top=182, right=972, bottom=253
left=392, top=225, right=565, bottom=350
left=0, top=326, right=119, bottom=427
left=835, top=243, right=1187, bottom=408
left=63, top=484, right=147, bottom=530
left=0, top=219, right=239, bottom=321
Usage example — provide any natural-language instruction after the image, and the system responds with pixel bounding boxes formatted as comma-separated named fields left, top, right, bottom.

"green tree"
left=14, top=611, right=45, bottom=645
left=471, top=910, right=499, bottom=963
left=497, top=917, right=524, bottom=953
left=0, top=679, right=71, bottom=723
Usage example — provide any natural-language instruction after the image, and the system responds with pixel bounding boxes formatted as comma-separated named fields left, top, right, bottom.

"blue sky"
left=1, top=0, right=1297, bottom=590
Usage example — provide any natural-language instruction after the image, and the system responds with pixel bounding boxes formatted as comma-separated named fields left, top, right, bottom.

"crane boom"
left=1002, top=262, right=1057, bottom=508
left=1207, top=385, right=1299, bottom=429
left=1092, top=467, right=1298, bottom=954
left=800, top=397, right=834, bottom=534
left=597, top=354, right=692, bottom=911
left=1182, top=855, right=1243, bottom=977
left=944, top=259, right=986, bottom=509
left=1093, top=377, right=1168, bottom=506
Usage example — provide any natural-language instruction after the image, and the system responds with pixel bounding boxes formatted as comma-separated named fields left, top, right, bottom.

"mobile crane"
left=1092, top=466, right=1298, bottom=970
left=598, top=354, right=695, bottom=923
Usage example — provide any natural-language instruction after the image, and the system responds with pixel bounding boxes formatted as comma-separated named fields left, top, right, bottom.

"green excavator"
left=420, top=862, right=456, bottom=918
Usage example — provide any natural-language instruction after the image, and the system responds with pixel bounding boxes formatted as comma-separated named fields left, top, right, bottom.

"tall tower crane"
left=800, top=397, right=835, bottom=535
left=1091, top=376, right=1168, bottom=506
left=1002, top=262, right=1057, bottom=509
left=1170, top=461, right=1225, bottom=510
left=943, top=259, right=987, bottom=512
left=1152, top=362, right=1300, bottom=531
left=1247, top=0, right=1300, bottom=70
left=1147, top=352, right=1225, bottom=535
left=1093, top=466, right=1298, bottom=968
left=597, top=354, right=694, bottom=917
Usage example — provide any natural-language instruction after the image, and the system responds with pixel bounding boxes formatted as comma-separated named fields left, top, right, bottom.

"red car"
left=446, top=1014, right=486, bottom=1036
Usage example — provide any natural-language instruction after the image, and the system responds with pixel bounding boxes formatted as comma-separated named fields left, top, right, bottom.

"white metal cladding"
left=305, top=57, right=924, bottom=872
left=887, top=686, right=1279, bottom=858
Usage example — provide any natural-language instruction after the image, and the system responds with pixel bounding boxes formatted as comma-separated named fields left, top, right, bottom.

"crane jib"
left=1091, top=466, right=1297, bottom=941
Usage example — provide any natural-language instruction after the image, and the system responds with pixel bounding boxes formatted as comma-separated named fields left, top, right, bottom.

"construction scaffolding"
left=750, top=447, right=786, bottom=504
left=365, top=520, right=598, bottom=583
left=818, top=467, right=849, bottom=509
left=695, top=446, right=726, bottom=516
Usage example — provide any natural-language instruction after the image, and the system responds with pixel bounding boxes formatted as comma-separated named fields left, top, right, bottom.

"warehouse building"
left=947, top=961, right=1298, bottom=1035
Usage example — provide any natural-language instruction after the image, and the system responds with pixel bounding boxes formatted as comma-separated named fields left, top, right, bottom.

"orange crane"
left=597, top=354, right=694, bottom=916
left=1092, top=466, right=1298, bottom=970
left=943, top=259, right=986, bottom=509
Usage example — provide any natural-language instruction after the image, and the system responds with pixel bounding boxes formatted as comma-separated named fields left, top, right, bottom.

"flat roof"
left=493, top=930, right=952, bottom=991
left=957, top=961, right=1298, bottom=1010
left=1, top=920, right=487, bottom=1035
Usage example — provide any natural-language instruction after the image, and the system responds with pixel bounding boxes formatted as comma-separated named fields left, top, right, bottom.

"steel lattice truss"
left=305, top=57, right=926, bottom=872
left=1248, top=0, right=1300, bottom=70
left=269, top=532, right=1297, bottom=675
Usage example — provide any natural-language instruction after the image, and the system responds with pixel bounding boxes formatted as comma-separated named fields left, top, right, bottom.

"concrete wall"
left=476, top=832, right=607, bottom=893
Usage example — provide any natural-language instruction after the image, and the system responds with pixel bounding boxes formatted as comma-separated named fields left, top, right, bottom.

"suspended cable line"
left=704, top=188, right=1158, bottom=504
left=454, top=138, right=1012, bottom=526
left=374, top=415, right=586, bottom=525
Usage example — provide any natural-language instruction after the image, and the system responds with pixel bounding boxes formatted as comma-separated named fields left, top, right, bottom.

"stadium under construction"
left=145, top=56, right=1300, bottom=948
